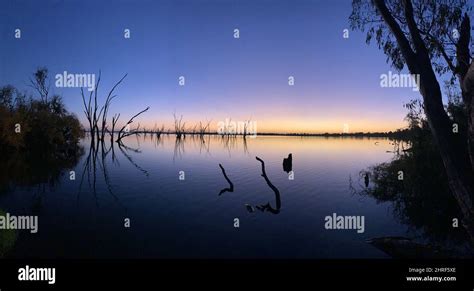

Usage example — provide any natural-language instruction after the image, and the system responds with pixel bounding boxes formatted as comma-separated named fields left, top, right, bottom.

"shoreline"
left=83, top=130, right=409, bottom=138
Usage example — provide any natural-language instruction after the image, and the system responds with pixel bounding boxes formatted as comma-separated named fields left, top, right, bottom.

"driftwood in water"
left=282, top=153, right=292, bottom=173
left=256, top=156, right=281, bottom=214
left=218, top=164, right=234, bottom=195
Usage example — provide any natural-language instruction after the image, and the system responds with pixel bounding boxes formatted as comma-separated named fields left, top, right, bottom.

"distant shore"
left=84, top=129, right=410, bottom=138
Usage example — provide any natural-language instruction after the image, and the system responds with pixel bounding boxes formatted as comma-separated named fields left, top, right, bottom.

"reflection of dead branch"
left=173, top=137, right=185, bottom=161
left=218, top=164, right=234, bottom=196
left=155, top=124, right=165, bottom=139
left=242, top=137, right=249, bottom=155
left=77, top=137, right=99, bottom=207
left=76, top=138, right=127, bottom=209
left=152, top=131, right=164, bottom=148
left=199, top=134, right=211, bottom=155
left=118, top=142, right=141, bottom=153
left=220, top=135, right=237, bottom=156
left=110, top=137, right=119, bottom=165
left=99, top=141, right=121, bottom=203
left=117, top=142, right=149, bottom=177
left=243, top=117, right=252, bottom=138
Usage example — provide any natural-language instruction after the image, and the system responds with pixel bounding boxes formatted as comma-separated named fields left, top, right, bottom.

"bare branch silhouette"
left=117, top=106, right=150, bottom=142
left=99, top=73, right=127, bottom=141
left=218, top=163, right=234, bottom=195
left=255, top=156, right=281, bottom=214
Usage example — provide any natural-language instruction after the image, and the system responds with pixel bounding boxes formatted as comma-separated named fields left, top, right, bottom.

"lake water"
left=0, top=135, right=434, bottom=258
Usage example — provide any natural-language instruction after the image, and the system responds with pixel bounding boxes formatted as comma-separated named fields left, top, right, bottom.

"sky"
left=0, top=0, right=429, bottom=133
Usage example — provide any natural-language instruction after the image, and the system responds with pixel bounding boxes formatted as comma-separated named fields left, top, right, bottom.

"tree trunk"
left=419, top=63, right=474, bottom=244
left=462, top=63, right=474, bottom=171
left=456, top=15, right=474, bottom=172
left=374, top=0, right=474, bottom=244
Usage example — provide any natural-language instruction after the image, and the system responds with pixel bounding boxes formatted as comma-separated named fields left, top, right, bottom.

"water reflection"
left=77, top=135, right=149, bottom=208
left=117, top=142, right=149, bottom=177
left=350, top=139, right=473, bottom=258
left=0, top=140, right=83, bottom=257
left=218, top=156, right=282, bottom=214
left=1, top=134, right=469, bottom=258
left=0, top=147, right=83, bottom=196
left=173, top=136, right=185, bottom=161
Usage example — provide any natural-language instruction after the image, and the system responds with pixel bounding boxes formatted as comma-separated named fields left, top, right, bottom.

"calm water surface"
left=0, top=135, right=418, bottom=258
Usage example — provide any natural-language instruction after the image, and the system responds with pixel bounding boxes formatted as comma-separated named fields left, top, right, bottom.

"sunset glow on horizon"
left=128, top=115, right=407, bottom=134
left=2, top=0, right=424, bottom=134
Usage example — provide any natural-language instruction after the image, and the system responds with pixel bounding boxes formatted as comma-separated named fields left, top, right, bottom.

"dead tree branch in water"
left=79, top=72, right=150, bottom=145
left=255, top=156, right=281, bottom=213
left=199, top=119, right=212, bottom=136
left=116, top=106, right=150, bottom=142
left=98, top=74, right=127, bottom=141
left=173, top=112, right=186, bottom=139
left=81, top=87, right=94, bottom=135
left=92, top=71, right=102, bottom=141
left=218, top=163, right=234, bottom=195
left=110, top=113, right=120, bottom=142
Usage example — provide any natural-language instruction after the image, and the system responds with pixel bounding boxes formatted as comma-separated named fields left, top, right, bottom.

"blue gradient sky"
left=1, top=0, right=427, bottom=133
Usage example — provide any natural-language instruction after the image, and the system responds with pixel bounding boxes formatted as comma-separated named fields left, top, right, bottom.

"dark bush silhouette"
left=358, top=100, right=470, bottom=249
left=0, top=68, right=84, bottom=155
left=0, top=68, right=84, bottom=193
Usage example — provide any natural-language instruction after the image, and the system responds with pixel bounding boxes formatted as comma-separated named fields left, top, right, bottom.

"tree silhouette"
left=350, top=0, right=474, bottom=243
